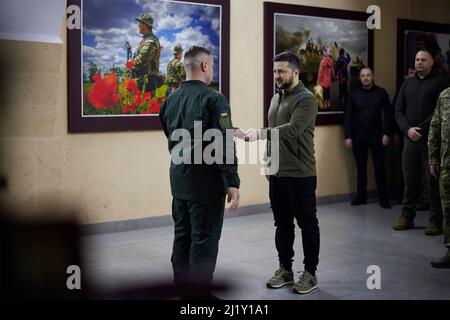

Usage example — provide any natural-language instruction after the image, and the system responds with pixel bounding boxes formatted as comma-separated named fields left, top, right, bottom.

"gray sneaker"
left=293, top=271, right=318, bottom=294
left=266, top=267, right=294, bottom=288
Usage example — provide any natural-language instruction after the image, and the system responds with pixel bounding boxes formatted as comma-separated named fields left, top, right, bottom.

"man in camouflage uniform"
left=428, top=87, right=450, bottom=268
left=167, top=45, right=186, bottom=91
left=131, top=13, right=161, bottom=92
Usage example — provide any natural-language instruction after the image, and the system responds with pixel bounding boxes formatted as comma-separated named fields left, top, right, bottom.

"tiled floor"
left=80, top=201, right=450, bottom=300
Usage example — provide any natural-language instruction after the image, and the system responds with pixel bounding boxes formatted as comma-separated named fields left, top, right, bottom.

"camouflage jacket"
left=429, top=87, right=450, bottom=168
left=132, top=32, right=161, bottom=79
left=166, top=58, right=186, bottom=83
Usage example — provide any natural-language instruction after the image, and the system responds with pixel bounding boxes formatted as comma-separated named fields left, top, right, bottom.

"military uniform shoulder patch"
left=219, top=111, right=232, bottom=129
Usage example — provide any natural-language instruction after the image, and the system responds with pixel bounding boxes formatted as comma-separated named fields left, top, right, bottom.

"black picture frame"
left=264, top=2, right=374, bottom=126
left=67, top=0, right=230, bottom=133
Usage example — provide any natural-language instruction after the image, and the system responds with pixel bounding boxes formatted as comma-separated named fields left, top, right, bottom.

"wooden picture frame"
left=67, top=0, right=230, bottom=132
left=264, top=2, right=374, bottom=126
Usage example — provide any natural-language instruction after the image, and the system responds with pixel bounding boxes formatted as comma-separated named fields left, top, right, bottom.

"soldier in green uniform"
left=428, top=87, right=450, bottom=268
left=166, top=45, right=186, bottom=92
left=159, top=46, right=240, bottom=299
left=131, top=13, right=161, bottom=92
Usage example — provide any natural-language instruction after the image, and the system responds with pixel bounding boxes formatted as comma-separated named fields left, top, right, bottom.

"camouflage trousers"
left=441, top=168, right=450, bottom=247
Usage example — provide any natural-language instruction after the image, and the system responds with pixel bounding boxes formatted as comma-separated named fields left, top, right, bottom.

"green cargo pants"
left=440, top=168, right=450, bottom=247
left=171, top=197, right=225, bottom=287
left=401, top=138, right=443, bottom=224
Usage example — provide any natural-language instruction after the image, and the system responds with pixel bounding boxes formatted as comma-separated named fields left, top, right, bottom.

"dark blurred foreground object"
left=0, top=207, right=230, bottom=300
left=107, top=281, right=228, bottom=300
left=0, top=212, right=85, bottom=299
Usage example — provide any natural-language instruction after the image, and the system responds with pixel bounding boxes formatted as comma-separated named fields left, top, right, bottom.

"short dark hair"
left=273, top=52, right=301, bottom=71
left=416, top=48, right=434, bottom=59
left=184, top=46, right=211, bottom=71
left=184, top=46, right=211, bottom=61
left=359, top=66, right=373, bottom=74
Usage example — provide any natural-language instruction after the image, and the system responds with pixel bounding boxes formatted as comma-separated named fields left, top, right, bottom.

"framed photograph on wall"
left=67, top=0, right=230, bottom=133
left=264, top=2, right=374, bottom=126
left=397, top=19, right=450, bottom=91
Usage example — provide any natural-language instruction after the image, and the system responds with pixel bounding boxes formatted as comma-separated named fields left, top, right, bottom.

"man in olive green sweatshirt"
left=245, top=52, right=319, bottom=294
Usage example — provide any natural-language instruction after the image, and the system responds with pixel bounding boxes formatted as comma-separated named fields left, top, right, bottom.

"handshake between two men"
left=233, top=128, right=263, bottom=142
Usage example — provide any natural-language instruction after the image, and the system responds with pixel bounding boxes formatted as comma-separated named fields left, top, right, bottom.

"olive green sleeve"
left=210, top=93, right=240, bottom=189
left=274, top=94, right=317, bottom=140
left=428, top=96, right=442, bottom=165
left=178, top=62, right=186, bottom=80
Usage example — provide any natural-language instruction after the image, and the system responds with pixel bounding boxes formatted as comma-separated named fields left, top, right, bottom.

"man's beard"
left=416, top=68, right=431, bottom=77
left=277, top=76, right=294, bottom=90
left=362, top=81, right=372, bottom=88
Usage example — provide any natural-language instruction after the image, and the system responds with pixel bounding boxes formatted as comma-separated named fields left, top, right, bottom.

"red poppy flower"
left=123, top=103, right=137, bottom=113
left=123, top=78, right=140, bottom=96
left=134, top=94, right=142, bottom=107
left=89, top=73, right=118, bottom=109
left=128, top=80, right=139, bottom=95
left=125, top=60, right=134, bottom=70
left=148, top=99, right=161, bottom=114
left=92, top=73, right=101, bottom=82
left=143, top=92, right=152, bottom=102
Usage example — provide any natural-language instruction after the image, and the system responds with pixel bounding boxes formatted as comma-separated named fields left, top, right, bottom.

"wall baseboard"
left=80, top=191, right=378, bottom=236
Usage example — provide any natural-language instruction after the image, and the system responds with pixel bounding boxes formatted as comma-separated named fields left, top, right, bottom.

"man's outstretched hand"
left=233, top=128, right=247, bottom=140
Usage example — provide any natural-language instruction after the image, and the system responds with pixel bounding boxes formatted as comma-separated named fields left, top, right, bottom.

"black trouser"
left=401, top=138, right=442, bottom=224
left=269, top=176, right=320, bottom=274
left=171, top=197, right=225, bottom=289
left=352, top=135, right=389, bottom=202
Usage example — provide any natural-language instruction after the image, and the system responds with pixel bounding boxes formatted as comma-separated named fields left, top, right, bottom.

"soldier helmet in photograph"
left=173, top=45, right=183, bottom=54
left=136, top=13, right=154, bottom=28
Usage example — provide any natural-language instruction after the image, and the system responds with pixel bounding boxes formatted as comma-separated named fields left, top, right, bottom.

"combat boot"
left=430, top=249, right=450, bottom=268
left=425, top=223, right=443, bottom=236
left=444, top=225, right=450, bottom=247
left=393, top=215, right=415, bottom=230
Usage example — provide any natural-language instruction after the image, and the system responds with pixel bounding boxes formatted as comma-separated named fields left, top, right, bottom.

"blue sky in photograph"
left=83, top=0, right=221, bottom=82
left=275, top=14, right=368, bottom=64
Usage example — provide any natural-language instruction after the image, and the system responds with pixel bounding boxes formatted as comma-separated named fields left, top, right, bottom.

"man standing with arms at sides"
left=344, top=67, right=392, bottom=209
left=245, top=52, right=319, bottom=294
left=130, top=13, right=161, bottom=91
left=159, top=46, right=240, bottom=299
left=166, top=44, right=186, bottom=92
left=428, top=87, right=450, bottom=268
left=394, top=49, right=449, bottom=234
left=335, top=48, right=351, bottom=107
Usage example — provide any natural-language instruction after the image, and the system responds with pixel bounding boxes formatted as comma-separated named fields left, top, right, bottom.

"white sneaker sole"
left=293, top=284, right=318, bottom=294
left=266, top=281, right=294, bottom=288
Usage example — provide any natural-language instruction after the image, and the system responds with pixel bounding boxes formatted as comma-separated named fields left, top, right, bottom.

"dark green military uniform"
left=159, top=80, right=240, bottom=288
left=429, top=87, right=450, bottom=247
left=132, top=14, right=161, bottom=91
left=166, top=45, right=186, bottom=90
